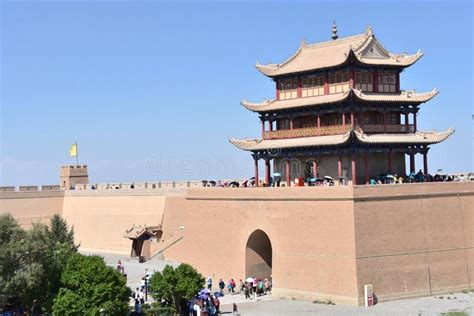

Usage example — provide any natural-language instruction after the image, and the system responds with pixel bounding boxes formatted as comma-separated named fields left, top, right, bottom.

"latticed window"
left=355, top=72, right=373, bottom=92
left=279, top=79, right=298, bottom=100
left=277, top=119, right=291, bottom=130
left=386, top=112, right=399, bottom=125
left=328, top=71, right=350, bottom=94
left=302, top=76, right=324, bottom=97
left=378, top=73, right=397, bottom=93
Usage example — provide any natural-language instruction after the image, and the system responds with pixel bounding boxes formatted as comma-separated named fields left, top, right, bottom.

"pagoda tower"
left=230, top=24, right=454, bottom=186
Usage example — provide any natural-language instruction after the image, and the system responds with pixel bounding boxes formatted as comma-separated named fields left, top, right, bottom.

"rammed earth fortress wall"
left=0, top=182, right=473, bottom=305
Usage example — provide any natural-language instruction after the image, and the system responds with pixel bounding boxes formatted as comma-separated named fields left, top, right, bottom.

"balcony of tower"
left=261, top=110, right=417, bottom=140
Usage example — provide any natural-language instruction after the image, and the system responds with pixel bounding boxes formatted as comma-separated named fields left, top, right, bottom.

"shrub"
left=52, top=253, right=131, bottom=315
left=149, top=264, right=204, bottom=313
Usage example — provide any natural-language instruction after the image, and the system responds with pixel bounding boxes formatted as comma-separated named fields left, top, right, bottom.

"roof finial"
left=332, top=21, right=338, bottom=40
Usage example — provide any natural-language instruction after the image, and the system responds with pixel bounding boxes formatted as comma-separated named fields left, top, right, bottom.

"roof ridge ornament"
left=332, top=21, right=338, bottom=40
left=366, top=25, right=373, bottom=36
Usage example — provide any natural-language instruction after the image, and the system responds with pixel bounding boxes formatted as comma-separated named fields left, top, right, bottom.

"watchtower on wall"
left=60, top=165, right=89, bottom=190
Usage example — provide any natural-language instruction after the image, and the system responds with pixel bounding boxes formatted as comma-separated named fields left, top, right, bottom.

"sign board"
left=364, top=284, right=374, bottom=307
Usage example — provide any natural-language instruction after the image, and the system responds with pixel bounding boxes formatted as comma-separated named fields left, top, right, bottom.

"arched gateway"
left=246, top=230, right=272, bottom=280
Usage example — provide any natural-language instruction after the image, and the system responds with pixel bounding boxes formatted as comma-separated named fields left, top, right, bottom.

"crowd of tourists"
left=187, top=277, right=272, bottom=315
left=203, top=171, right=472, bottom=189
left=370, top=171, right=473, bottom=185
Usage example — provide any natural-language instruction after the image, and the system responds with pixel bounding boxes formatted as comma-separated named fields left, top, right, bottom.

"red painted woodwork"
left=261, top=120, right=265, bottom=139
left=413, top=112, right=417, bottom=132
left=317, top=116, right=321, bottom=130
left=373, top=70, right=379, bottom=92
left=286, top=160, right=291, bottom=186
left=254, top=158, right=259, bottom=187
left=337, top=157, right=342, bottom=178
left=276, top=81, right=280, bottom=100
left=324, top=73, right=329, bottom=95
left=269, top=120, right=273, bottom=131
left=349, top=70, right=355, bottom=88
left=409, top=154, right=415, bottom=173
left=351, top=155, right=357, bottom=185
left=342, top=113, right=346, bottom=127
left=388, top=151, right=392, bottom=172
left=423, top=151, right=428, bottom=175
left=297, top=78, right=302, bottom=98
left=365, top=152, right=369, bottom=184
left=312, top=160, right=318, bottom=178
left=396, top=72, right=400, bottom=92
left=350, top=112, right=354, bottom=127
left=265, top=159, right=270, bottom=186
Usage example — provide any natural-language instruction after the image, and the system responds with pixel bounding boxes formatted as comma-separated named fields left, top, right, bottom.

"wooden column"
left=265, top=159, right=271, bottom=186
left=317, top=115, right=321, bottom=132
left=254, top=157, right=259, bottom=187
left=404, top=113, right=409, bottom=129
left=413, top=112, right=417, bottom=132
left=388, top=150, right=392, bottom=172
left=261, top=120, right=265, bottom=139
left=297, top=78, right=302, bottom=98
left=350, top=112, right=354, bottom=127
left=312, top=160, right=318, bottom=178
left=365, top=152, right=369, bottom=184
left=276, top=81, right=280, bottom=100
left=286, top=160, right=291, bottom=187
left=396, top=71, right=400, bottom=93
left=337, top=156, right=342, bottom=178
left=383, top=111, right=387, bottom=133
left=324, top=73, right=329, bottom=95
left=409, top=153, right=415, bottom=174
left=351, top=155, right=357, bottom=185
left=423, top=150, right=428, bottom=175
left=269, top=120, right=273, bottom=131
left=373, top=70, right=379, bottom=92
left=342, top=113, right=346, bottom=127
left=349, top=70, right=355, bottom=88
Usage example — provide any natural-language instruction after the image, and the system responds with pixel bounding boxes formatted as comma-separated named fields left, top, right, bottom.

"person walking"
left=233, top=303, right=238, bottom=315
left=218, top=278, right=225, bottom=295
left=264, top=278, right=270, bottom=294
left=207, top=277, right=213, bottom=291
left=244, top=282, right=250, bottom=299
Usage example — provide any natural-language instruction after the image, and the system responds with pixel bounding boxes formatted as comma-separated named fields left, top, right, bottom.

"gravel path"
left=220, top=292, right=474, bottom=316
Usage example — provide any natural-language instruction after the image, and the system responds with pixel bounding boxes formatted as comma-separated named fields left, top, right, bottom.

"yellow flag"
left=69, top=143, right=77, bottom=157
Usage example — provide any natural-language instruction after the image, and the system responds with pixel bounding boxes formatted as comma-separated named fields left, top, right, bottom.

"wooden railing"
left=264, top=125, right=352, bottom=140
left=263, top=124, right=414, bottom=140
left=357, top=124, right=414, bottom=133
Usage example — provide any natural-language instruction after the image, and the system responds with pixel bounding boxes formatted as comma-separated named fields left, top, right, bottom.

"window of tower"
left=328, top=71, right=350, bottom=94
left=355, top=72, right=374, bottom=92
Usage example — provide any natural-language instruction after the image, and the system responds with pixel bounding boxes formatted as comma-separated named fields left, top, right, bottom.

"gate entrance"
left=245, top=229, right=272, bottom=280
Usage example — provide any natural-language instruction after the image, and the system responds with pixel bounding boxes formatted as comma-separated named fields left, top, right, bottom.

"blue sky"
left=1, top=1, right=472, bottom=185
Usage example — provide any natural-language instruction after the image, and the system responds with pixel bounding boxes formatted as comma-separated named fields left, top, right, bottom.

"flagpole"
left=76, top=141, right=79, bottom=166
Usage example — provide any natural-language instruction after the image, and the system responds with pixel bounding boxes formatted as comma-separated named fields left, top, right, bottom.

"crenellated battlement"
left=0, top=185, right=61, bottom=192
left=60, top=165, right=88, bottom=177
left=0, top=181, right=206, bottom=193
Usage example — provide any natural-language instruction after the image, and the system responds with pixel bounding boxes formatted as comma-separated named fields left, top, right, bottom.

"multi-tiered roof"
left=230, top=26, right=453, bottom=154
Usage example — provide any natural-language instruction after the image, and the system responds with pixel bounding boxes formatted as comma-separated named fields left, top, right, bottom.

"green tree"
left=52, top=253, right=131, bottom=316
left=0, top=214, right=77, bottom=312
left=149, top=264, right=205, bottom=313
left=47, top=214, right=77, bottom=251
